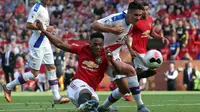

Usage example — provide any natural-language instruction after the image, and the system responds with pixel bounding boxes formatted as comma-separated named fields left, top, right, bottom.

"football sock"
left=6, top=72, right=35, bottom=90
left=38, top=82, right=44, bottom=92
left=47, top=69, right=61, bottom=100
left=127, top=76, right=144, bottom=106
left=102, top=88, right=124, bottom=108
left=78, top=93, right=92, bottom=106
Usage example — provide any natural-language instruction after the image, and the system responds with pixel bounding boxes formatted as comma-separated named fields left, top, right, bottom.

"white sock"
left=47, top=69, right=61, bottom=100
left=127, top=76, right=144, bottom=106
left=38, top=82, right=44, bottom=92
left=102, top=88, right=124, bottom=108
left=6, top=72, right=35, bottom=90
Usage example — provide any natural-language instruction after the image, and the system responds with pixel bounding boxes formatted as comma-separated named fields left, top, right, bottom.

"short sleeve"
left=27, top=2, right=41, bottom=23
left=97, top=12, right=126, bottom=27
left=97, top=14, right=114, bottom=27
left=69, top=45, right=83, bottom=55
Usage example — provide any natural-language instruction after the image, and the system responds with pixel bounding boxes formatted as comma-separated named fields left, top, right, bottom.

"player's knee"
left=126, top=64, right=137, bottom=76
left=45, top=64, right=56, bottom=71
left=78, top=91, right=92, bottom=106
left=30, top=69, right=40, bottom=77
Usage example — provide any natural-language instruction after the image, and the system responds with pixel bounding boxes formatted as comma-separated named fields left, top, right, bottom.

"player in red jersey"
left=126, top=2, right=169, bottom=81
left=92, top=2, right=150, bottom=112
left=35, top=20, right=148, bottom=112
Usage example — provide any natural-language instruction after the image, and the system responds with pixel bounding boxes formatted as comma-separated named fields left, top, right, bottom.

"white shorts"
left=36, top=73, right=46, bottom=83
left=108, top=47, right=126, bottom=81
left=133, top=54, right=149, bottom=72
left=67, top=79, right=99, bottom=107
left=28, top=43, right=54, bottom=70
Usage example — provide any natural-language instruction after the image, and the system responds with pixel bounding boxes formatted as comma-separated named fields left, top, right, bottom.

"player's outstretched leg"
left=54, top=96, right=70, bottom=104
left=2, top=71, right=36, bottom=102
left=137, top=69, right=157, bottom=81
left=138, top=104, right=150, bottom=112
left=98, top=105, right=119, bottom=112
left=97, top=105, right=110, bottom=112
left=46, top=68, right=70, bottom=104
left=2, top=84, right=12, bottom=102
left=78, top=100, right=99, bottom=112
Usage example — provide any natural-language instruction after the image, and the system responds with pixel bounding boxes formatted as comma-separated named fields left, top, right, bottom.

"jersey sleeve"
left=69, top=45, right=83, bottom=55
left=27, top=2, right=41, bottom=23
left=97, top=14, right=114, bottom=27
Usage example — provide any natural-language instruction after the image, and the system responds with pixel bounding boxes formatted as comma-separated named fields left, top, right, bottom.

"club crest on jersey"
left=82, top=61, right=99, bottom=68
left=95, top=57, right=102, bottom=64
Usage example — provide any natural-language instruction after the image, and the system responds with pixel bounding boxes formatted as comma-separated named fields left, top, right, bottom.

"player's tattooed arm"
left=36, top=20, right=70, bottom=52
left=91, top=21, right=123, bottom=35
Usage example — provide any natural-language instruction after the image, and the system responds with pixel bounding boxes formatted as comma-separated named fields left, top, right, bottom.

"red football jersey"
left=69, top=45, right=109, bottom=90
left=131, top=16, right=154, bottom=54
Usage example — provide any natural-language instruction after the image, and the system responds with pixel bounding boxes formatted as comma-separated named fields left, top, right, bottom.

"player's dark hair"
left=142, top=2, right=149, bottom=7
left=90, top=32, right=104, bottom=40
left=128, top=1, right=144, bottom=10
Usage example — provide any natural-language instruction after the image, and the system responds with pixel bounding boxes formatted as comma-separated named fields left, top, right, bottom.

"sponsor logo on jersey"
left=82, top=61, right=99, bottom=68
left=141, top=30, right=151, bottom=37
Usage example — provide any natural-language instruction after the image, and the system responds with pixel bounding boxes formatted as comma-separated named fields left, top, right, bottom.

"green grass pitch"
left=0, top=91, right=200, bottom=112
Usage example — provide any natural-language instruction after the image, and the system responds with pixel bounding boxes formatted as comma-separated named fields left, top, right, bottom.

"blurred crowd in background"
left=0, top=0, right=200, bottom=92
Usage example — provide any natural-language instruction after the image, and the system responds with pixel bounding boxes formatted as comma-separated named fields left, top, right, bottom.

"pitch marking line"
left=0, top=100, right=200, bottom=106
left=0, top=103, right=200, bottom=111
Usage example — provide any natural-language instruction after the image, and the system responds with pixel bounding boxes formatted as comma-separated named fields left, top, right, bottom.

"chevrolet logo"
left=82, top=61, right=99, bottom=68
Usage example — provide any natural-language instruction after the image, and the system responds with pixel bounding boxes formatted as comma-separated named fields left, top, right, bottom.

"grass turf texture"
left=0, top=91, right=200, bottom=112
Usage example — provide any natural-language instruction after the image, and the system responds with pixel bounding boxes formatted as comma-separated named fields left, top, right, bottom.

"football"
left=144, top=49, right=163, bottom=69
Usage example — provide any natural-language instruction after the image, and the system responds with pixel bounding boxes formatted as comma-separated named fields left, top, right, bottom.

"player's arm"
left=27, top=22, right=56, bottom=35
left=125, top=36, right=137, bottom=58
left=107, top=50, right=135, bottom=75
left=36, top=20, right=70, bottom=52
left=150, top=29, right=169, bottom=45
left=106, top=49, right=121, bottom=73
left=91, top=16, right=123, bottom=35
left=26, top=22, right=40, bottom=30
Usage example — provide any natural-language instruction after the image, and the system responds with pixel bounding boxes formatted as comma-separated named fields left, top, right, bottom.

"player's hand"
left=36, top=20, right=44, bottom=31
left=106, top=48, right=113, bottom=61
left=111, top=26, right=124, bottom=35
left=129, top=49, right=137, bottom=59
left=162, top=37, right=169, bottom=46
left=47, top=26, right=56, bottom=35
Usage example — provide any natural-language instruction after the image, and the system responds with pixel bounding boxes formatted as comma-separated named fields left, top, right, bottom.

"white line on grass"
left=0, top=103, right=200, bottom=111
left=0, top=100, right=200, bottom=106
